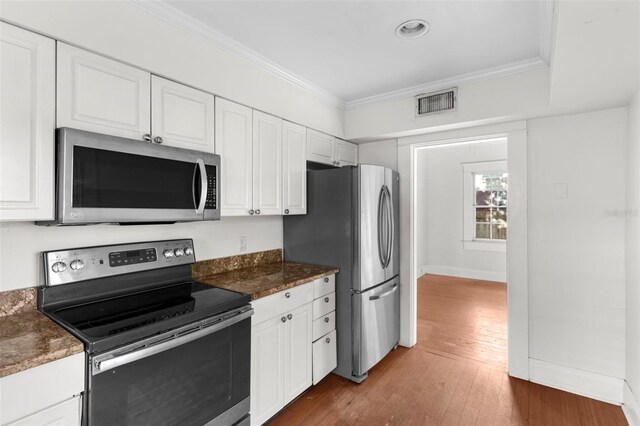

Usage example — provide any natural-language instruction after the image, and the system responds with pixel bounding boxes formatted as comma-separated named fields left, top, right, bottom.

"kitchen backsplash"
left=0, top=288, right=36, bottom=317
left=192, top=249, right=282, bottom=279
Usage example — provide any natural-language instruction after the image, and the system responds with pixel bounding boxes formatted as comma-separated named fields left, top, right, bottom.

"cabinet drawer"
left=312, top=311, right=335, bottom=341
left=312, top=292, right=335, bottom=321
left=313, top=274, right=335, bottom=299
left=312, top=330, right=337, bottom=385
left=252, top=282, right=313, bottom=325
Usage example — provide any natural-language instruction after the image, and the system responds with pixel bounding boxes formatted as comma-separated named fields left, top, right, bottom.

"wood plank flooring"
left=269, top=274, right=627, bottom=425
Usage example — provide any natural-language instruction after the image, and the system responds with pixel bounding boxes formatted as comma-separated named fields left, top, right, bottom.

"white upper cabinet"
left=151, top=75, right=214, bottom=152
left=306, top=129, right=335, bottom=165
left=307, top=129, right=358, bottom=167
left=215, top=98, right=253, bottom=216
left=335, top=139, right=358, bottom=166
left=282, top=121, right=307, bottom=215
left=0, top=23, right=55, bottom=221
left=252, top=111, right=283, bottom=215
left=57, top=43, right=151, bottom=141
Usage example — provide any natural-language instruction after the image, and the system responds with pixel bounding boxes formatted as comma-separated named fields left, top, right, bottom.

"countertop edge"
left=249, top=268, right=339, bottom=300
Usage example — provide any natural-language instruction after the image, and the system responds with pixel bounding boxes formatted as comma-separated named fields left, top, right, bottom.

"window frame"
left=462, top=160, right=507, bottom=252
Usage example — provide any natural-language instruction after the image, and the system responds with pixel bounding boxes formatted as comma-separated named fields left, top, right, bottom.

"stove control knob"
left=163, top=249, right=174, bottom=258
left=174, top=248, right=184, bottom=257
left=184, top=247, right=193, bottom=256
left=70, top=260, right=85, bottom=271
left=51, top=262, right=67, bottom=273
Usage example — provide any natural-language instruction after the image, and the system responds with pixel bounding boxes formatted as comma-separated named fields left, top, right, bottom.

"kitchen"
left=0, top=1, right=639, bottom=425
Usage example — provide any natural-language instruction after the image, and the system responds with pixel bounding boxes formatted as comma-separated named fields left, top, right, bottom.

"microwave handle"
left=195, top=159, right=207, bottom=215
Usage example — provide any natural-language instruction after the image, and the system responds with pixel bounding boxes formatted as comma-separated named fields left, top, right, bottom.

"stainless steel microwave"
left=40, top=128, right=220, bottom=225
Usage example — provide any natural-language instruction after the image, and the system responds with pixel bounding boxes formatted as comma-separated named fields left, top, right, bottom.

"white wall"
left=357, top=139, right=398, bottom=170
left=0, top=1, right=344, bottom=137
left=528, top=108, right=627, bottom=383
left=416, top=140, right=507, bottom=282
left=0, top=217, right=282, bottom=291
left=625, top=91, right=640, bottom=421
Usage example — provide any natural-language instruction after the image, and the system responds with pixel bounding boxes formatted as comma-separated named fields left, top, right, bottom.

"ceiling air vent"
left=416, top=87, right=458, bottom=117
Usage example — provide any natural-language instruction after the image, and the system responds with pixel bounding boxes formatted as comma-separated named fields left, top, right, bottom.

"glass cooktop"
left=44, top=281, right=249, bottom=353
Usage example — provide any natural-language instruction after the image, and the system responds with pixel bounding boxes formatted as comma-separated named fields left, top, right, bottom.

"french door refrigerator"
left=284, top=164, right=399, bottom=383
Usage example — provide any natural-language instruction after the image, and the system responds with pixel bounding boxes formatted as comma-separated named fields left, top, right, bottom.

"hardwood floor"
left=270, top=274, right=627, bottom=425
left=417, top=274, right=508, bottom=371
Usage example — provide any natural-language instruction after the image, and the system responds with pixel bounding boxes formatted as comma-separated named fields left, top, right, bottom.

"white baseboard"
left=528, top=358, right=623, bottom=405
left=419, top=264, right=506, bottom=282
left=624, top=381, right=640, bottom=426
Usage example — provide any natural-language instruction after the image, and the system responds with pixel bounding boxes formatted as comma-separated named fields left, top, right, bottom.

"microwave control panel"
left=205, top=165, right=216, bottom=210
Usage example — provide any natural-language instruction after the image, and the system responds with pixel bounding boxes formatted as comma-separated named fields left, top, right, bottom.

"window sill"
left=463, top=240, right=506, bottom=252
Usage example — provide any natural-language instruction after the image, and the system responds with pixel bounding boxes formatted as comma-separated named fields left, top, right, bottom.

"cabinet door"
left=252, top=111, right=282, bottom=216
left=57, top=43, right=151, bottom=140
left=250, top=316, right=285, bottom=426
left=312, top=330, right=337, bottom=385
left=283, top=303, right=312, bottom=405
left=6, top=396, right=81, bottom=426
left=0, top=23, right=55, bottom=221
left=282, top=121, right=307, bottom=215
left=215, top=98, right=253, bottom=216
left=335, top=139, right=358, bottom=166
left=151, top=75, right=214, bottom=153
left=306, top=129, right=335, bottom=165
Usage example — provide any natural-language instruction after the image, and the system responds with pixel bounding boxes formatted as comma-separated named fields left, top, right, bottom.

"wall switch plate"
left=555, top=183, right=568, bottom=199
left=239, top=236, right=247, bottom=252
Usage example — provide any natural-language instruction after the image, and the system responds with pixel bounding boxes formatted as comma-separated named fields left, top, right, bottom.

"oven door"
left=88, top=308, right=252, bottom=426
left=53, top=127, right=220, bottom=224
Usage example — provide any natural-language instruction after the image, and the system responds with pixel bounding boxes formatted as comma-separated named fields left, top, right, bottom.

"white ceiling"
left=160, top=1, right=551, bottom=105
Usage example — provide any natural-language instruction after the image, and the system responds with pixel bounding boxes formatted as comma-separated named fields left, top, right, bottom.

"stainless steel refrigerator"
left=283, top=164, right=399, bottom=383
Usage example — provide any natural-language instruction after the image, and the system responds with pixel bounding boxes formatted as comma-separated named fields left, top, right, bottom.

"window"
left=463, top=161, right=507, bottom=252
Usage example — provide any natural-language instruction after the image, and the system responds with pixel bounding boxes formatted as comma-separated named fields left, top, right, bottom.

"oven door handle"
left=93, top=308, right=253, bottom=375
left=195, top=159, right=207, bottom=216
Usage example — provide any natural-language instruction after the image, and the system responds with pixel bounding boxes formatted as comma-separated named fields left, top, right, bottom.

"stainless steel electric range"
left=38, top=239, right=252, bottom=426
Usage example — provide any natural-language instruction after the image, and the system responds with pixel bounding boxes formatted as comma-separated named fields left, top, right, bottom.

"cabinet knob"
left=249, top=209, right=255, bottom=215
left=324, top=317, right=330, bottom=323
left=284, top=209, right=290, bottom=215
left=153, top=136, right=163, bottom=144
left=285, top=292, right=291, bottom=299
left=256, top=209, right=261, bottom=215
left=337, top=161, right=341, bottom=166
left=287, top=314, right=293, bottom=320
left=281, top=317, right=286, bottom=322
left=325, top=337, right=331, bottom=343
left=142, top=134, right=152, bottom=142
left=324, top=297, right=330, bottom=303
left=324, top=277, right=329, bottom=283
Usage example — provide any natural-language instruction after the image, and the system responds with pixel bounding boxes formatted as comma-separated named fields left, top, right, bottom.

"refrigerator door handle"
left=377, top=186, right=386, bottom=268
left=369, top=283, right=399, bottom=300
left=384, top=185, right=394, bottom=268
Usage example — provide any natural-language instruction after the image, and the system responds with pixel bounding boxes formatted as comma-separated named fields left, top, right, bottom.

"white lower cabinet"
left=311, top=275, right=337, bottom=385
left=6, top=396, right=81, bottom=426
left=0, top=352, right=84, bottom=426
left=250, top=282, right=313, bottom=426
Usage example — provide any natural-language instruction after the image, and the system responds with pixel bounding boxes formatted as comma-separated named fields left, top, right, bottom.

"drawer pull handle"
left=324, top=297, right=329, bottom=303
left=287, top=314, right=293, bottom=320
left=326, top=337, right=331, bottom=343
left=324, top=317, right=330, bottom=323
left=281, top=317, right=286, bottom=322
left=324, top=277, right=329, bottom=283
left=285, top=292, right=291, bottom=299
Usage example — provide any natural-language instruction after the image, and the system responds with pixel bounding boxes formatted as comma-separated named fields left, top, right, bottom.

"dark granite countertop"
left=197, top=261, right=339, bottom=300
left=0, top=309, right=84, bottom=378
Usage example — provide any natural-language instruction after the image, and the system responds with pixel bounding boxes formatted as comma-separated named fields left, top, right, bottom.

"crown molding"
left=128, top=0, right=346, bottom=108
left=345, top=57, right=548, bottom=110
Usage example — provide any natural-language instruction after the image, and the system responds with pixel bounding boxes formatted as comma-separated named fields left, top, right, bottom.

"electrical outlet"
left=239, top=236, right=247, bottom=252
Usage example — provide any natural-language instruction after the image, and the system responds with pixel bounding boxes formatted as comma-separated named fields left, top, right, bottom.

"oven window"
left=88, top=318, right=250, bottom=426
left=73, top=146, right=199, bottom=209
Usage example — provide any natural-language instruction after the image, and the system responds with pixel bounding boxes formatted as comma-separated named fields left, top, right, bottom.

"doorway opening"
left=415, top=138, right=508, bottom=371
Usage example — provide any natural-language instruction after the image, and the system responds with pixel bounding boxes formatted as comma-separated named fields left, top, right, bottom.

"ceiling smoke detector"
left=395, top=19, right=430, bottom=39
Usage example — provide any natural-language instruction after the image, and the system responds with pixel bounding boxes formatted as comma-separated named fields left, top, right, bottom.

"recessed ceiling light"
left=396, top=19, right=430, bottom=39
